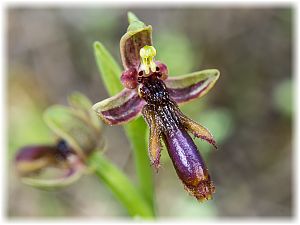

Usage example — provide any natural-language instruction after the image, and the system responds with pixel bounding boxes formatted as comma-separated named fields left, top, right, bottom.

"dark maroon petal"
left=155, top=61, right=168, bottom=80
left=163, top=127, right=215, bottom=201
left=165, top=69, right=220, bottom=104
left=121, top=68, right=138, bottom=89
left=93, top=89, right=145, bottom=125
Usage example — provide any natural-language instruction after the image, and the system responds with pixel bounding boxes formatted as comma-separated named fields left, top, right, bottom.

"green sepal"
left=21, top=166, right=85, bottom=190
left=44, top=106, right=102, bottom=160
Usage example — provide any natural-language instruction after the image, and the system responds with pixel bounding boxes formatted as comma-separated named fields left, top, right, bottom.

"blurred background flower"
left=7, top=7, right=292, bottom=218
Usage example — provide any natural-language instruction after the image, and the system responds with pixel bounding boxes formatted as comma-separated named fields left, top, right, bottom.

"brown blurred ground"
left=7, top=7, right=293, bottom=218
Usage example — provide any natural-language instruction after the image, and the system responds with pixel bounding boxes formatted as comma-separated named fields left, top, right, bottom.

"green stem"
left=88, top=152, right=154, bottom=218
left=93, top=40, right=155, bottom=216
left=120, top=13, right=154, bottom=209
left=124, top=118, right=155, bottom=211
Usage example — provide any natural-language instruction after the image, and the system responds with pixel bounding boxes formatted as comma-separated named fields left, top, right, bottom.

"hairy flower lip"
left=184, top=173, right=216, bottom=202
left=138, top=76, right=217, bottom=201
left=15, top=145, right=57, bottom=175
left=15, top=145, right=56, bottom=162
left=15, top=140, right=78, bottom=175
left=163, top=127, right=215, bottom=201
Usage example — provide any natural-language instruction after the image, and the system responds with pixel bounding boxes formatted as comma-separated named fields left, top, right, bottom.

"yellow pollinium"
left=140, top=45, right=157, bottom=74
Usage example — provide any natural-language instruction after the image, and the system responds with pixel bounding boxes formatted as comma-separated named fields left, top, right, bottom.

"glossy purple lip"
left=163, top=127, right=215, bottom=201
left=139, top=75, right=216, bottom=201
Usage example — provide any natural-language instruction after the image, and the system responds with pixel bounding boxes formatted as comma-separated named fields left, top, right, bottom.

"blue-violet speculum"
left=93, top=13, right=220, bottom=201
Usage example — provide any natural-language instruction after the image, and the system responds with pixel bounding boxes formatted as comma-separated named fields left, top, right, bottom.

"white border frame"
left=0, top=1, right=297, bottom=225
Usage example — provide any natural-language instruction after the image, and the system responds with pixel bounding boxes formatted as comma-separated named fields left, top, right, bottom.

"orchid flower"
left=93, top=13, right=220, bottom=201
left=15, top=92, right=154, bottom=217
left=15, top=92, right=103, bottom=189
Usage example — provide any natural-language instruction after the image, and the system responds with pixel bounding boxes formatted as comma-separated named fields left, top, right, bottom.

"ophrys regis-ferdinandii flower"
left=15, top=92, right=104, bottom=189
left=93, top=13, right=220, bottom=201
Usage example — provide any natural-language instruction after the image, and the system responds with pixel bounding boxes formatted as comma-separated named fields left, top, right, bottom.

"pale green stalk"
left=94, top=42, right=155, bottom=213
left=88, top=152, right=154, bottom=218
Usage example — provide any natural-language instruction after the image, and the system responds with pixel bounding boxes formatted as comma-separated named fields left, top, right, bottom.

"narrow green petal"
left=68, top=92, right=102, bottom=132
left=21, top=166, right=84, bottom=190
left=68, top=91, right=93, bottom=111
left=44, top=106, right=101, bottom=159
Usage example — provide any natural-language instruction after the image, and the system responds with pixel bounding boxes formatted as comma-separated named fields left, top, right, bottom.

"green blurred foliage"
left=8, top=75, right=51, bottom=161
left=171, top=196, right=218, bottom=218
left=196, top=108, right=235, bottom=155
left=273, top=78, right=292, bottom=118
left=156, top=31, right=198, bottom=76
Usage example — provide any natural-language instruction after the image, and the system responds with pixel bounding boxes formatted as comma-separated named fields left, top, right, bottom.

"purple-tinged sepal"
left=165, top=69, right=220, bottom=104
left=120, top=12, right=153, bottom=70
left=93, top=88, right=145, bottom=125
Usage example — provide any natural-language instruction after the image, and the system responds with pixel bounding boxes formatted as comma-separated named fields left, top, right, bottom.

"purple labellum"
left=15, top=145, right=57, bottom=162
left=163, top=127, right=215, bottom=201
left=15, top=140, right=85, bottom=188
left=15, top=140, right=76, bottom=175
left=139, top=74, right=216, bottom=201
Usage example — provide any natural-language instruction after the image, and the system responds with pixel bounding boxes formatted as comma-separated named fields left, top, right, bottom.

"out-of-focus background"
left=7, top=7, right=293, bottom=218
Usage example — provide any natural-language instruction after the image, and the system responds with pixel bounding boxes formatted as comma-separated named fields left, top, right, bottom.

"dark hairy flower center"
left=139, top=74, right=182, bottom=132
